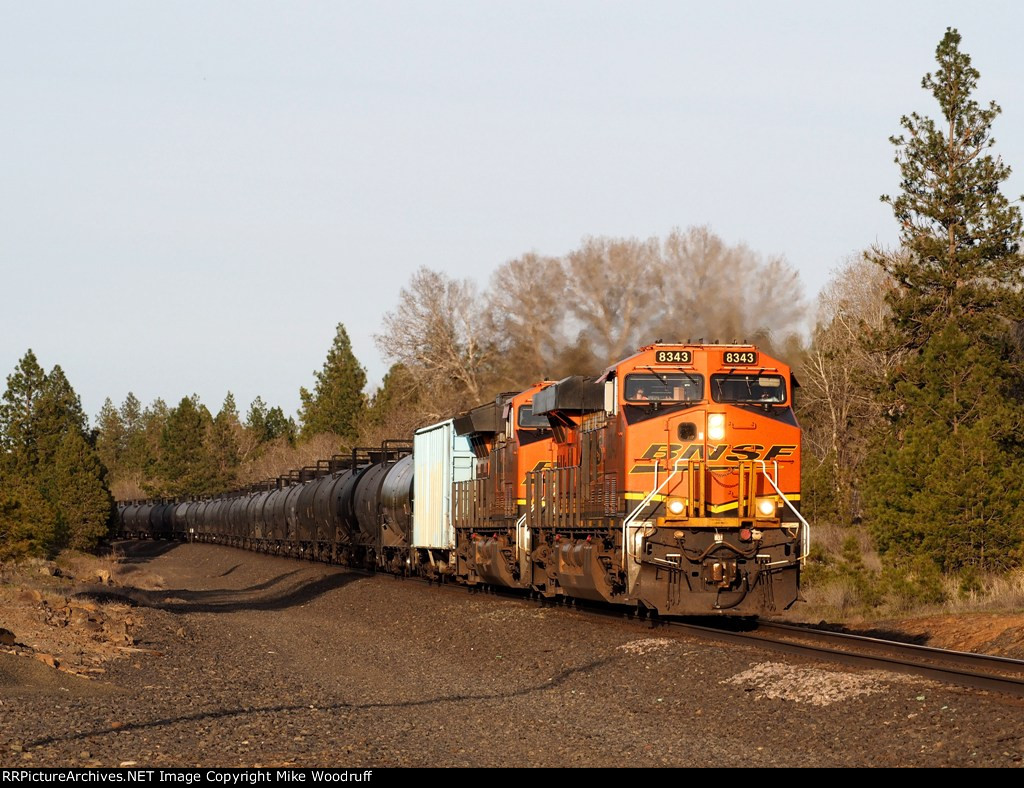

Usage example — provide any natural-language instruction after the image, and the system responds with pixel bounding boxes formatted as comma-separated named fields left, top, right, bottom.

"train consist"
left=118, top=343, right=809, bottom=616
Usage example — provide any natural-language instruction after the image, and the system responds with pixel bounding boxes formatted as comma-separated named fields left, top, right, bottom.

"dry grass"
left=52, top=547, right=164, bottom=590
left=236, top=433, right=346, bottom=485
left=54, top=548, right=122, bottom=582
left=940, top=571, right=1024, bottom=613
left=799, top=523, right=1023, bottom=621
left=800, top=575, right=865, bottom=617
left=110, top=475, right=147, bottom=502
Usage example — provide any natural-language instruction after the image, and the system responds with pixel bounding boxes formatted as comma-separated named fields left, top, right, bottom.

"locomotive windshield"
left=517, top=404, right=550, bottom=429
left=624, top=373, right=704, bottom=403
left=711, top=374, right=787, bottom=404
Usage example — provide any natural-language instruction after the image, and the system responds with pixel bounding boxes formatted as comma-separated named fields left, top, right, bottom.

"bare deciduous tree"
left=657, top=226, right=805, bottom=349
left=487, top=252, right=568, bottom=385
left=799, top=254, right=902, bottom=522
left=562, top=235, right=662, bottom=367
left=371, top=229, right=810, bottom=438
left=376, top=267, right=497, bottom=418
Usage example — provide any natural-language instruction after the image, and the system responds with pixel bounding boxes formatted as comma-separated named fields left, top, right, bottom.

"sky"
left=2, top=1, right=1022, bottom=423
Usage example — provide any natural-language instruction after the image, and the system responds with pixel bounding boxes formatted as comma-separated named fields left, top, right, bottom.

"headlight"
left=667, top=499, right=685, bottom=516
left=707, top=413, right=726, bottom=441
left=757, top=498, right=776, bottom=517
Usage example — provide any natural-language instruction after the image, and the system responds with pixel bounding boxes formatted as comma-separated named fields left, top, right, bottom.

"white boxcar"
left=412, top=419, right=474, bottom=549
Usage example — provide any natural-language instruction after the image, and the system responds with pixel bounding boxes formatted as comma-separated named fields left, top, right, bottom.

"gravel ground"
left=1, top=540, right=1022, bottom=768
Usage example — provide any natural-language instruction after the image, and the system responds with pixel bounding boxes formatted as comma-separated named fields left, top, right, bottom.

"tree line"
left=2, top=29, right=1021, bottom=598
left=0, top=352, right=113, bottom=557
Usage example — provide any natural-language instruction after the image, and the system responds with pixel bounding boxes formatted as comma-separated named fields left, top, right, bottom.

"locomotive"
left=118, top=343, right=808, bottom=616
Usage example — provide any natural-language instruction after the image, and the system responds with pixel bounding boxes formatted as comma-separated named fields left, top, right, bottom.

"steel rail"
left=661, top=618, right=1024, bottom=697
left=442, top=581, right=1024, bottom=697
left=122, top=539, right=1024, bottom=698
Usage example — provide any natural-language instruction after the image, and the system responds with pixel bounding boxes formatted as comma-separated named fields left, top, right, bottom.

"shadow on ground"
left=73, top=569, right=364, bottom=615
left=23, top=654, right=614, bottom=749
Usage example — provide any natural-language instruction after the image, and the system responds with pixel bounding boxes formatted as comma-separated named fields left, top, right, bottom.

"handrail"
left=621, top=456, right=689, bottom=564
left=514, top=512, right=528, bottom=561
left=758, top=460, right=811, bottom=562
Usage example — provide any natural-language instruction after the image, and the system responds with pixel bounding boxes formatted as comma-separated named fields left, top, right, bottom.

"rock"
left=119, top=761, right=138, bottom=768
left=79, top=751, right=91, bottom=759
left=34, top=653, right=59, bottom=669
left=38, top=565, right=56, bottom=576
left=95, top=569, right=112, bottom=585
left=10, top=743, right=23, bottom=753
left=0, top=628, right=15, bottom=646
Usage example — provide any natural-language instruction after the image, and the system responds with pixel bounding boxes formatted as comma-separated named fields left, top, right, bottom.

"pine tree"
left=128, top=398, right=168, bottom=488
left=208, top=392, right=241, bottom=489
left=363, top=363, right=425, bottom=435
left=298, top=323, right=367, bottom=442
left=33, top=365, right=88, bottom=473
left=876, top=28, right=1023, bottom=342
left=243, top=397, right=268, bottom=438
left=0, top=350, right=48, bottom=474
left=0, top=477, right=59, bottom=559
left=120, top=392, right=142, bottom=434
left=265, top=407, right=297, bottom=445
left=0, top=352, right=112, bottom=556
left=248, top=397, right=296, bottom=445
left=155, top=396, right=217, bottom=497
left=95, top=397, right=125, bottom=475
left=865, top=29, right=1024, bottom=571
left=53, top=430, right=114, bottom=550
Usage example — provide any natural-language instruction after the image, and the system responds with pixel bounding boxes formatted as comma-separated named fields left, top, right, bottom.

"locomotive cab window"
left=517, top=404, right=550, bottom=429
left=625, top=373, right=703, bottom=403
left=710, top=374, right=786, bottom=404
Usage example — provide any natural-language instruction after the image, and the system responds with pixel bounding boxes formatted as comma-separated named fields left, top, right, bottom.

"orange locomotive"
left=125, top=342, right=805, bottom=618
left=454, top=343, right=807, bottom=616
left=452, top=381, right=558, bottom=589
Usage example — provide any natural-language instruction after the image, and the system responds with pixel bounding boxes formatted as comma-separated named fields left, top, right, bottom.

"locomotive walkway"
left=1, top=541, right=1022, bottom=767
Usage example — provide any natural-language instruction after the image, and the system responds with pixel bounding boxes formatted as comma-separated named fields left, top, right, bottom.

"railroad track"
left=451, top=582, right=1024, bottom=697
left=133, top=540, right=1024, bottom=698
left=662, top=617, right=1024, bottom=697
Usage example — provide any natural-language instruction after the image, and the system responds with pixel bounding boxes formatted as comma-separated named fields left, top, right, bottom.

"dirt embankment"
left=0, top=541, right=1022, bottom=767
left=0, top=549, right=160, bottom=684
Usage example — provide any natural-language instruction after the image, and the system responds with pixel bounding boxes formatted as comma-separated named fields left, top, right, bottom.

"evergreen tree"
left=54, top=430, right=114, bottom=550
left=219, top=391, right=238, bottom=421
left=0, top=477, right=59, bottom=559
left=120, top=392, right=142, bottom=434
left=33, top=365, right=88, bottom=473
left=155, top=396, right=217, bottom=497
left=95, top=397, right=125, bottom=475
left=365, top=363, right=420, bottom=428
left=246, top=396, right=296, bottom=444
left=0, top=349, right=48, bottom=474
left=132, top=398, right=168, bottom=482
left=865, top=29, right=1024, bottom=571
left=298, top=323, right=367, bottom=442
left=246, top=396, right=269, bottom=438
left=246, top=398, right=296, bottom=445
left=265, top=407, right=297, bottom=445
left=0, top=351, right=112, bottom=556
left=208, top=392, right=241, bottom=489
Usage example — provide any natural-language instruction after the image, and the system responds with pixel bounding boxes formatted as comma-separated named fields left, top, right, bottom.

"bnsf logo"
left=629, top=442, right=796, bottom=474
